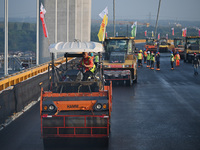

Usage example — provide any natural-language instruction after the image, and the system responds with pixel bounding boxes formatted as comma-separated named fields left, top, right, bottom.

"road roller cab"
left=102, top=36, right=137, bottom=86
left=144, top=37, right=157, bottom=53
left=40, top=40, right=112, bottom=145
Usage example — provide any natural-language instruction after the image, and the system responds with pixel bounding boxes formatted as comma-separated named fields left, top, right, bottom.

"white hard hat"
left=147, top=51, right=150, bottom=53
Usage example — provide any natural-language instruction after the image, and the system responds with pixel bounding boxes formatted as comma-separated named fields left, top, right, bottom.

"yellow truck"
left=184, top=36, right=200, bottom=62
left=103, top=37, right=137, bottom=86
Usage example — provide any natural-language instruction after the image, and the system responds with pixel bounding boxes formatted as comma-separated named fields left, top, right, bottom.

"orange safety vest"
left=81, top=56, right=95, bottom=72
left=175, top=54, right=180, bottom=60
left=144, top=51, right=147, bottom=57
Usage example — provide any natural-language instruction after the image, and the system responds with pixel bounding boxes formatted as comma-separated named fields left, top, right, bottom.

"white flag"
left=40, top=3, right=46, bottom=14
left=131, top=21, right=137, bottom=37
left=99, top=7, right=108, bottom=19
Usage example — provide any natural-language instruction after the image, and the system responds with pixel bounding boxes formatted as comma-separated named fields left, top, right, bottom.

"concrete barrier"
left=0, top=88, right=16, bottom=125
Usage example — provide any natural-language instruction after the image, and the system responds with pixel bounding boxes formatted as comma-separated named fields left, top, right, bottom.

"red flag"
left=40, top=3, right=48, bottom=38
left=171, top=28, right=174, bottom=36
left=184, top=28, right=187, bottom=37
left=158, top=33, right=160, bottom=40
left=145, top=30, right=147, bottom=37
left=199, top=29, right=200, bottom=37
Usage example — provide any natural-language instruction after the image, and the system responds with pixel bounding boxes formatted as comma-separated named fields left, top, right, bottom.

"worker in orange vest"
left=175, top=52, right=180, bottom=66
left=143, top=50, right=147, bottom=64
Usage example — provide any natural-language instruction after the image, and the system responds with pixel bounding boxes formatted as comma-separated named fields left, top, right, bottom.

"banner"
left=40, top=3, right=48, bottom=38
left=97, top=14, right=108, bottom=41
left=131, top=21, right=137, bottom=37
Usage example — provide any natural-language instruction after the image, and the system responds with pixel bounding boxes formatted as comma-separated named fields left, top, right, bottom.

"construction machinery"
left=184, top=36, right=200, bottom=62
left=158, top=37, right=170, bottom=53
left=103, top=36, right=137, bottom=86
left=172, top=38, right=185, bottom=59
left=40, top=41, right=112, bottom=146
left=144, top=37, right=157, bottom=53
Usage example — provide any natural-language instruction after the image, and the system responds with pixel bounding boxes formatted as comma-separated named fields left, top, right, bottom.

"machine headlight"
left=48, top=105, right=55, bottom=111
left=95, top=103, right=102, bottom=110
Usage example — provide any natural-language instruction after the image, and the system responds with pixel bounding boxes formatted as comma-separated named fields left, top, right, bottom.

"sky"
left=0, top=0, right=200, bottom=22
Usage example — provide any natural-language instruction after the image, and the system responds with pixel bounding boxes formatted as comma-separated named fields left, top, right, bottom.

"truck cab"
left=172, top=38, right=185, bottom=58
left=184, top=36, right=200, bottom=62
left=103, top=37, right=137, bottom=86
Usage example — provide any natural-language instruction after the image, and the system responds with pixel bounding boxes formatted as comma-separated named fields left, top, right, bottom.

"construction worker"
left=175, top=52, right=180, bottom=66
left=192, top=53, right=200, bottom=75
left=137, top=50, right=143, bottom=67
left=170, top=52, right=175, bottom=70
left=94, top=53, right=99, bottom=68
left=81, top=52, right=96, bottom=80
left=143, top=50, right=147, bottom=64
left=150, top=51, right=155, bottom=69
left=156, top=52, right=160, bottom=70
left=146, top=51, right=151, bottom=68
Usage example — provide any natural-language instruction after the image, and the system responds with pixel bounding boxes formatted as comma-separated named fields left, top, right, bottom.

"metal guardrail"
left=0, top=57, right=68, bottom=91
left=0, top=39, right=174, bottom=91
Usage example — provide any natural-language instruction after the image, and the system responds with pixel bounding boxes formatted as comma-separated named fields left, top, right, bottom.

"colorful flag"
left=158, top=33, right=160, bottom=40
left=152, top=31, right=154, bottom=37
left=145, top=30, right=147, bottom=37
left=99, top=7, right=108, bottom=19
left=182, top=28, right=187, bottom=37
left=131, top=21, right=137, bottom=37
left=182, top=28, right=184, bottom=37
left=199, top=29, right=200, bottom=37
left=184, top=28, right=187, bottom=37
left=171, top=28, right=174, bottom=36
left=97, top=14, right=108, bottom=41
left=40, top=3, right=48, bottom=38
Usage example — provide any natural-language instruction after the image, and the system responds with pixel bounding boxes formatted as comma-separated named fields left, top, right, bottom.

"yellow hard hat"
left=140, top=50, right=143, bottom=52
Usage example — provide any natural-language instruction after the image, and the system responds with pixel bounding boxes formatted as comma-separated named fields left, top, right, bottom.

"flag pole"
left=4, top=0, right=8, bottom=76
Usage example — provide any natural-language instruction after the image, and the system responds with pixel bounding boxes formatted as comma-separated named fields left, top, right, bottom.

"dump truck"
left=184, top=36, right=200, bottom=62
left=103, top=37, right=137, bottom=86
left=144, top=37, right=157, bottom=53
left=40, top=41, right=112, bottom=147
left=172, top=38, right=185, bottom=58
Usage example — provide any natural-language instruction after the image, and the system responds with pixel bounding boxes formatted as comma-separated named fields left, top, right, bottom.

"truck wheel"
left=134, top=74, right=137, bottom=83
left=126, top=73, right=132, bottom=86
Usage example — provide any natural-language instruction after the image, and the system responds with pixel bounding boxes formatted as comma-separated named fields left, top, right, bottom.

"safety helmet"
left=158, top=52, right=160, bottom=54
left=140, top=50, right=143, bottom=52
left=194, top=53, right=196, bottom=55
left=177, top=51, right=179, bottom=54
left=147, top=51, right=150, bottom=54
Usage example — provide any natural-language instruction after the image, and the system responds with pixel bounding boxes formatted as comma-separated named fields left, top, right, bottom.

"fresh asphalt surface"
left=1, top=44, right=200, bottom=150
